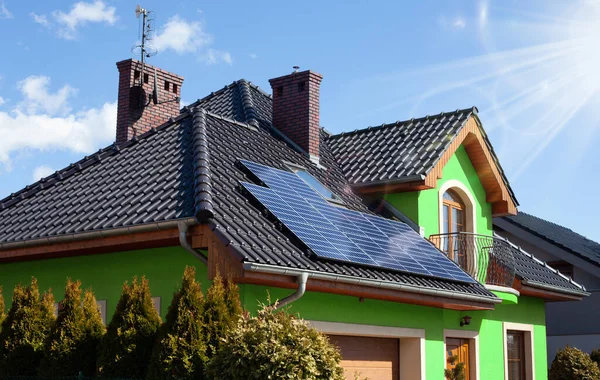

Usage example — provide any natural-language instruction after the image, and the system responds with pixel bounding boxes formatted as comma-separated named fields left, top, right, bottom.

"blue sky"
left=0, top=0, right=599, bottom=242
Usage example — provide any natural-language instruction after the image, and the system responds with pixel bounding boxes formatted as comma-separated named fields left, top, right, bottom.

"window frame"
left=503, top=322, right=535, bottom=380
left=444, top=329, right=480, bottom=380
left=437, top=180, right=477, bottom=236
left=284, top=161, right=343, bottom=204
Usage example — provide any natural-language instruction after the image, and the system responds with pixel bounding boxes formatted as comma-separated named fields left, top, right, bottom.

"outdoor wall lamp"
left=460, top=315, right=472, bottom=327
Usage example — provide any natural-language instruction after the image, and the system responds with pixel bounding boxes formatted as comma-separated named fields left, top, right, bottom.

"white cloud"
left=202, top=49, right=233, bottom=65
left=453, top=18, right=466, bottom=29
left=248, top=53, right=258, bottom=59
left=0, top=96, right=4, bottom=106
left=152, top=15, right=232, bottom=64
left=32, top=165, right=54, bottom=181
left=17, top=76, right=76, bottom=116
left=31, top=12, right=49, bottom=27
left=153, top=15, right=212, bottom=54
left=439, top=16, right=467, bottom=30
left=0, top=75, right=116, bottom=169
left=34, top=1, right=117, bottom=39
left=0, top=2, right=13, bottom=19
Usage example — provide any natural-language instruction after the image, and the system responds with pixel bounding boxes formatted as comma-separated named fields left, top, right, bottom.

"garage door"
left=329, top=335, right=399, bottom=380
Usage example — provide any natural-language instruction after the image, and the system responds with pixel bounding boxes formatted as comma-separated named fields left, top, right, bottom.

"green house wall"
left=384, top=145, right=493, bottom=238
left=0, top=247, right=547, bottom=379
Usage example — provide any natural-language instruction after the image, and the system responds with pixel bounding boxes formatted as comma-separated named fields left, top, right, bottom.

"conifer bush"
left=549, top=345, right=600, bottom=380
left=591, top=348, right=600, bottom=369
left=38, top=280, right=105, bottom=377
left=202, top=272, right=242, bottom=358
left=96, top=276, right=161, bottom=379
left=205, top=302, right=345, bottom=380
left=0, top=277, right=55, bottom=376
left=0, top=286, right=5, bottom=329
left=147, top=266, right=208, bottom=380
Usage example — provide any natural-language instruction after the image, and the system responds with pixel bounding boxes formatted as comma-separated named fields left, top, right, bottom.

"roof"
left=0, top=79, right=580, bottom=299
left=497, top=234, right=588, bottom=295
left=327, top=108, right=518, bottom=205
left=499, top=212, right=600, bottom=268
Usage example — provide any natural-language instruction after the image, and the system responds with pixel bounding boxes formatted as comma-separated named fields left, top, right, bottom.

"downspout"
left=178, top=221, right=207, bottom=265
left=272, top=272, right=309, bottom=309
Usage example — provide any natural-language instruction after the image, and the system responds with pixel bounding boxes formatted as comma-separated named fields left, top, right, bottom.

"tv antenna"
left=131, top=4, right=157, bottom=89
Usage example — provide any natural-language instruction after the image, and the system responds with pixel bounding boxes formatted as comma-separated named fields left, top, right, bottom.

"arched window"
left=442, top=189, right=466, bottom=266
left=442, top=189, right=465, bottom=235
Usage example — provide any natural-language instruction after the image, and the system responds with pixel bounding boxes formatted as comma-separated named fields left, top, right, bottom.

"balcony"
left=428, top=232, right=517, bottom=288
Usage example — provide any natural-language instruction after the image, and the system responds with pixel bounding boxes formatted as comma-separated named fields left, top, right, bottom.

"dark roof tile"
left=0, top=80, right=576, bottom=298
left=500, top=212, right=600, bottom=268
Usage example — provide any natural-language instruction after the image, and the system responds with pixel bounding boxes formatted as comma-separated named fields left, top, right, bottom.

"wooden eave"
left=0, top=224, right=497, bottom=311
left=354, top=115, right=518, bottom=216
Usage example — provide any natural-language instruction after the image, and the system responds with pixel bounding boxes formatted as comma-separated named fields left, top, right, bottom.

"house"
left=494, top=212, right=600, bottom=364
left=0, top=58, right=589, bottom=380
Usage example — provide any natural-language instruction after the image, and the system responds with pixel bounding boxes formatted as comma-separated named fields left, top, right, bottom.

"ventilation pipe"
left=177, top=221, right=207, bottom=265
left=272, top=272, right=309, bottom=309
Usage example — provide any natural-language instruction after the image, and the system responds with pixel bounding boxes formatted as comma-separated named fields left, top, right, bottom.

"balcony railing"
left=428, top=232, right=517, bottom=288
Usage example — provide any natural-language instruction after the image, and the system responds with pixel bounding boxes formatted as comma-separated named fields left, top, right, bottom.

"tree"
left=38, top=280, right=105, bottom=376
left=205, top=302, right=345, bottom=380
left=0, top=286, right=5, bottom=329
left=0, top=277, right=55, bottom=376
left=549, top=345, right=600, bottom=380
left=96, top=276, right=161, bottom=379
left=591, top=348, right=600, bottom=369
left=147, top=266, right=208, bottom=380
left=202, top=272, right=242, bottom=358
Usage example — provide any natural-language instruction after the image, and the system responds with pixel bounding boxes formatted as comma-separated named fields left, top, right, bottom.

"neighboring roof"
left=0, top=78, right=578, bottom=299
left=499, top=212, right=600, bottom=268
left=327, top=108, right=518, bottom=207
left=496, top=235, right=588, bottom=296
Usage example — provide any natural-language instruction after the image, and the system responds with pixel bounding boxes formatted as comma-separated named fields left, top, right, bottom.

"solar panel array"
left=239, top=159, right=475, bottom=283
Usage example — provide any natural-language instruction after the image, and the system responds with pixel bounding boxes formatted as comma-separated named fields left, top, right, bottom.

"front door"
left=446, top=337, right=470, bottom=380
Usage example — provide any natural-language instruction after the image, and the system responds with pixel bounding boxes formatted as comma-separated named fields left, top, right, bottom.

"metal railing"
left=428, top=232, right=517, bottom=287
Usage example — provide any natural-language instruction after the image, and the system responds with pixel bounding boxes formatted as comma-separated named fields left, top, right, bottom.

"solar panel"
left=238, top=159, right=475, bottom=284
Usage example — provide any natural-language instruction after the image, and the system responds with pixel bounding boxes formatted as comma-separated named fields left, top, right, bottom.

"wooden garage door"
left=329, top=335, right=399, bottom=380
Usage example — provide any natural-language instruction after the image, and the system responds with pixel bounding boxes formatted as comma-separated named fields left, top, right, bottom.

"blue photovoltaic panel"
left=239, top=160, right=475, bottom=284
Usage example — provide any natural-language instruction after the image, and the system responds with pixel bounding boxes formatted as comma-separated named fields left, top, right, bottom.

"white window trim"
left=503, top=322, right=535, bottom=380
left=444, top=329, right=480, bottom=380
left=438, top=180, right=477, bottom=235
left=309, top=320, right=426, bottom=380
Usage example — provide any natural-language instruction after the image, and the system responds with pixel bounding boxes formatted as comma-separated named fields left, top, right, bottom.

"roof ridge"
left=237, top=80, right=259, bottom=127
left=184, top=79, right=272, bottom=117
left=328, top=106, right=477, bottom=139
left=191, top=107, right=214, bottom=221
left=0, top=111, right=191, bottom=212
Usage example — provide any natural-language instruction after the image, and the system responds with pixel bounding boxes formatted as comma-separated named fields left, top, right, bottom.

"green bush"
left=591, top=348, right=600, bottom=369
left=205, top=302, right=345, bottom=380
left=549, top=345, right=600, bottom=380
left=202, top=272, right=242, bottom=358
left=0, top=286, right=5, bottom=329
left=96, top=276, right=161, bottom=379
left=38, top=280, right=106, bottom=377
left=147, top=266, right=208, bottom=380
left=0, top=277, right=55, bottom=376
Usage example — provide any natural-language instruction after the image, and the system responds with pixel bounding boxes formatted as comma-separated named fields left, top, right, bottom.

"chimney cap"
left=293, top=66, right=300, bottom=73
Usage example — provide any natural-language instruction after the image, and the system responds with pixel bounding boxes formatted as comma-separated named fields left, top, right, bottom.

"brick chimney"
left=269, top=69, right=323, bottom=160
left=116, top=59, right=184, bottom=145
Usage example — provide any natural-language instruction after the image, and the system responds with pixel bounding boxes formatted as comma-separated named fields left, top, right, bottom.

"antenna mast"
left=133, top=4, right=157, bottom=88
